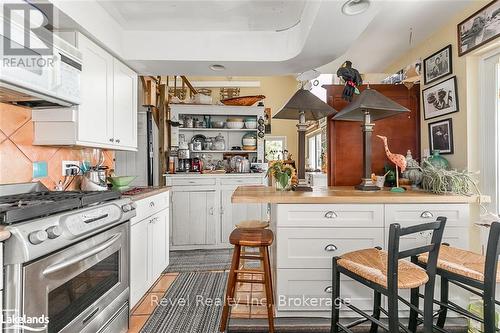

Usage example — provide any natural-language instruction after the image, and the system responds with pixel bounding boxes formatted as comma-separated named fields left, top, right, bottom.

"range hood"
left=0, top=81, right=76, bottom=108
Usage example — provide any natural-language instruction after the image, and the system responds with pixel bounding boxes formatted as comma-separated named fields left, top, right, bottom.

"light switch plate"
left=32, top=161, right=48, bottom=178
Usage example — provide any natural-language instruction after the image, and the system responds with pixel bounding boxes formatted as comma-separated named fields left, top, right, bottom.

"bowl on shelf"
left=211, top=121, right=225, bottom=128
left=220, top=95, right=265, bottom=106
left=226, top=118, right=244, bottom=129
left=108, top=176, right=136, bottom=188
left=242, top=132, right=257, bottom=147
left=244, top=117, right=257, bottom=129
left=242, top=145, right=257, bottom=151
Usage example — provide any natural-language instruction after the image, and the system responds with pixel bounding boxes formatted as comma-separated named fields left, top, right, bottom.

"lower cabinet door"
left=171, top=189, right=217, bottom=246
left=151, top=209, right=169, bottom=279
left=130, top=219, right=151, bottom=307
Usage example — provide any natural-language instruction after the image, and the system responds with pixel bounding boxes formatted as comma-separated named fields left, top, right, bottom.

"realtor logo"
left=3, top=2, right=54, bottom=56
left=1, top=309, right=49, bottom=332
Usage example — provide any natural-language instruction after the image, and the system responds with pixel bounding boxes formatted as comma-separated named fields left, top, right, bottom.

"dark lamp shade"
left=274, top=89, right=337, bottom=121
left=333, top=88, right=410, bottom=122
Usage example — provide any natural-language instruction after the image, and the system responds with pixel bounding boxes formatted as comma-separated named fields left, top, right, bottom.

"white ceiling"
left=97, top=0, right=307, bottom=31
left=319, top=0, right=474, bottom=74
left=49, top=0, right=477, bottom=76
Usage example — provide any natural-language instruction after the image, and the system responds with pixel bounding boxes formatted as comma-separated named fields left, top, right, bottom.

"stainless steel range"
left=0, top=183, right=136, bottom=333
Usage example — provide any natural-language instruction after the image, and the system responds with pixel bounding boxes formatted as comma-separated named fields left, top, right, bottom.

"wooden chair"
left=331, top=217, right=447, bottom=333
left=219, top=228, right=274, bottom=333
left=410, top=221, right=500, bottom=332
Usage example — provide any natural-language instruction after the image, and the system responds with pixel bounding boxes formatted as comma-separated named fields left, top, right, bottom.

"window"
left=478, top=50, right=500, bottom=213
left=264, top=136, right=287, bottom=162
left=307, top=132, right=322, bottom=171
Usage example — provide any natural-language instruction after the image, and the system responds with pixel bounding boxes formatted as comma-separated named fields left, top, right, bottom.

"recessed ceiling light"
left=342, top=0, right=370, bottom=16
left=209, top=64, right=225, bottom=71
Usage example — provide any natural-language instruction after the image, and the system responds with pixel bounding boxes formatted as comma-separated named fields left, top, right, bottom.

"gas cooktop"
left=0, top=190, right=121, bottom=225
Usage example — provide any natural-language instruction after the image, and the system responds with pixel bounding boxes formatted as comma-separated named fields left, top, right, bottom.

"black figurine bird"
left=337, top=61, right=362, bottom=102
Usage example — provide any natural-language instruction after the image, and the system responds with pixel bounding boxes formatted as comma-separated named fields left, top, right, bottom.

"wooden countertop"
left=231, top=186, right=478, bottom=204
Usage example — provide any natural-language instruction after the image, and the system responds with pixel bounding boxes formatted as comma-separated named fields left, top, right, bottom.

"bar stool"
left=410, top=221, right=500, bottom=332
left=331, top=217, right=446, bottom=333
left=219, top=228, right=274, bottom=333
left=235, top=220, right=270, bottom=270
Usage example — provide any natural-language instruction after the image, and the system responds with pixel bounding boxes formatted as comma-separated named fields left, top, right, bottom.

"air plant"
left=421, top=160, right=479, bottom=196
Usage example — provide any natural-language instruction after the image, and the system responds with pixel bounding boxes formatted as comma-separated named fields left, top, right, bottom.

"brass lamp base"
left=355, top=178, right=380, bottom=191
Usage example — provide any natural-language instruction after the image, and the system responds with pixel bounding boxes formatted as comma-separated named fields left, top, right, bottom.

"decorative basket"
left=220, top=95, right=265, bottom=106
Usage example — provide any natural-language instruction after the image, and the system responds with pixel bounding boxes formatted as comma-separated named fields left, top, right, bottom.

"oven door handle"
left=43, top=233, right=121, bottom=276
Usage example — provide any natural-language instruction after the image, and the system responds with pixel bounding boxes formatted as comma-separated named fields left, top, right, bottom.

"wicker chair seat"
left=338, top=248, right=429, bottom=289
left=419, top=245, right=500, bottom=282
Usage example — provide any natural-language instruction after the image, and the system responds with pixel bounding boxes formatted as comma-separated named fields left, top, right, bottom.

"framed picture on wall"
left=458, top=0, right=500, bottom=56
left=428, top=118, right=454, bottom=155
left=422, top=76, right=459, bottom=120
left=423, top=45, right=452, bottom=85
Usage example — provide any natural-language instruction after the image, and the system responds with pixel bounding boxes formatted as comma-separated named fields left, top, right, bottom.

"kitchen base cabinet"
left=165, top=175, right=266, bottom=250
left=171, top=190, right=217, bottom=247
left=130, top=192, right=170, bottom=308
left=272, top=203, right=471, bottom=318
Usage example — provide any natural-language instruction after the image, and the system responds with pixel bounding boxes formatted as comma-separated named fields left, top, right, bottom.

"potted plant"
left=267, top=161, right=296, bottom=191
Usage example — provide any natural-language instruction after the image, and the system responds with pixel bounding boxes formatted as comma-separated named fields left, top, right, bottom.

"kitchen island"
left=232, top=185, right=476, bottom=318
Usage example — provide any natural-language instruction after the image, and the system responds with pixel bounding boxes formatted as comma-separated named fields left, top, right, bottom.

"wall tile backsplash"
left=0, top=103, right=114, bottom=190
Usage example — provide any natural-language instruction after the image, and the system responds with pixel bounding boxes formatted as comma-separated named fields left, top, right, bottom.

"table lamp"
left=274, top=88, right=337, bottom=191
left=333, top=87, right=410, bottom=191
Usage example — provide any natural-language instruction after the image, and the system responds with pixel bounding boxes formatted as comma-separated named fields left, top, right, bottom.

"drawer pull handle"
left=324, top=286, right=333, bottom=294
left=420, top=211, right=434, bottom=218
left=324, top=244, right=338, bottom=252
left=324, top=211, right=338, bottom=219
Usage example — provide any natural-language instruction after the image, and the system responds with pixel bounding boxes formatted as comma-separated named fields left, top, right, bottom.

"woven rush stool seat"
left=338, top=248, right=429, bottom=289
left=418, top=245, right=500, bottom=282
left=235, top=220, right=270, bottom=229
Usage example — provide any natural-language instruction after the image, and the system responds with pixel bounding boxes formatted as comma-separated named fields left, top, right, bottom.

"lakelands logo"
left=1, top=310, right=49, bottom=332
left=3, top=2, right=54, bottom=56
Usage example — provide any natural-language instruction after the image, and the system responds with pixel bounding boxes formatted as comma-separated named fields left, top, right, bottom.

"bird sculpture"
left=376, top=135, right=407, bottom=192
left=336, top=61, right=363, bottom=102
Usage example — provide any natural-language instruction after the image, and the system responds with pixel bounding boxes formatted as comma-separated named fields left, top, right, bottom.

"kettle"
left=81, top=168, right=108, bottom=191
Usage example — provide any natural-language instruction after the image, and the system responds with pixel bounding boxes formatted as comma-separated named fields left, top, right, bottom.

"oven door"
left=22, top=222, right=129, bottom=333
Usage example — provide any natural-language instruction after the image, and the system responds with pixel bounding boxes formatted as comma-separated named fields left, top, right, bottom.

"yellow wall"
left=385, top=1, right=500, bottom=252
left=384, top=1, right=490, bottom=169
left=170, top=76, right=300, bottom=159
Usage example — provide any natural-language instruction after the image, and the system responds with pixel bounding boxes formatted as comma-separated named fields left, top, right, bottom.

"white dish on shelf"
left=226, top=121, right=244, bottom=129
left=244, top=121, right=257, bottom=129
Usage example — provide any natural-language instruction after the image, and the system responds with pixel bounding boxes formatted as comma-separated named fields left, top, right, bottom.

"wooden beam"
left=180, top=75, right=197, bottom=95
left=158, top=83, right=167, bottom=185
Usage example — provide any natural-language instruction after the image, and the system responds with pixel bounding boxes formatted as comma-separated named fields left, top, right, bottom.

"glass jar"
left=426, top=150, right=450, bottom=170
left=213, top=133, right=226, bottom=151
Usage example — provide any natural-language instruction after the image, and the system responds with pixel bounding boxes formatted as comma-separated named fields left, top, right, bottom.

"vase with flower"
left=267, top=161, right=296, bottom=191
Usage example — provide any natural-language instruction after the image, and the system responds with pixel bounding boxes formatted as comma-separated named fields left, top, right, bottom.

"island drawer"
left=276, top=204, right=383, bottom=228
left=220, top=177, right=263, bottom=185
left=385, top=204, right=469, bottom=228
left=276, top=268, right=373, bottom=313
left=169, top=178, right=216, bottom=186
left=276, top=228, right=384, bottom=269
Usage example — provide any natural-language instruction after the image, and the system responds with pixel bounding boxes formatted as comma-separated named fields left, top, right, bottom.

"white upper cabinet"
left=33, top=33, right=138, bottom=151
left=78, top=34, right=114, bottom=145
left=112, top=59, right=137, bottom=148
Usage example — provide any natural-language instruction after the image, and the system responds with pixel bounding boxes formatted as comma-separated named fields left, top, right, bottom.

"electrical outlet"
left=62, top=161, right=81, bottom=176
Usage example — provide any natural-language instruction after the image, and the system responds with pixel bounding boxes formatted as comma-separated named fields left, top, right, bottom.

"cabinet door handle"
left=324, top=211, right=338, bottom=219
left=420, top=211, right=434, bottom=219
left=220, top=207, right=224, bottom=215
left=150, top=202, right=155, bottom=208
left=116, top=139, right=121, bottom=144
left=324, top=286, right=332, bottom=294
left=209, top=207, right=214, bottom=215
left=324, top=244, right=338, bottom=252
left=109, top=138, right=114, bottom=142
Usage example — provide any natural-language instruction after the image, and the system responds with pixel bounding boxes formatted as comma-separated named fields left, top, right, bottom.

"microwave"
left=0, top=18, right=82, bottom=108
